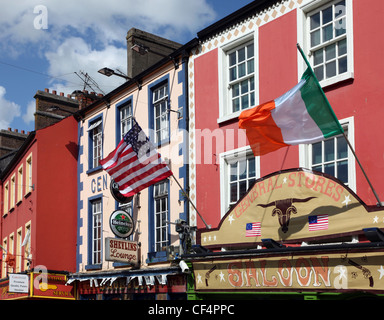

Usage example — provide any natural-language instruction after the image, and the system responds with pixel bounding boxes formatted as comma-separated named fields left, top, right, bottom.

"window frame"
left=116, top=96, right=133, bottom=145
left=298, top=0, right=354, bottom=88
left=86, top=195, right=103, bottom=270
left=17, top=165, right=23, bottom=204
left=299, top=116, right=356, bottom=191
left=148, top=75, right=170, bottom=147
left=219, top=146, right=260, bottom=218
left=87, top=115, right=103, bottom=173
left=25, top=153, right=33, bottom=195
left=218, top=31, right=259, bottom=124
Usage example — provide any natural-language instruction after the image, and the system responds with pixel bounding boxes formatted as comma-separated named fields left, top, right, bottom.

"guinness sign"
left=109, top=210, right=134, bottom=238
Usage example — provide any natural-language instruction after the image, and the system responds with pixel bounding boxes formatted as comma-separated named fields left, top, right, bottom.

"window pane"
left=335, top=1, right=346, bottom=18
left=230, top=182, right=237, bottom=203
left=230, top=163, right=237, bottom=181
left=238, top=48, right=245, bottom=62
left=312, top=142, right=322, bottom=164
left=247, top=59, right=254, bottom=74
left=311, top=30, right=321, bottom=47
left=241, top=80, right=248, bottom=94
left=238, top=62, right=246, bottom=78
left=335, top=18, right=346, bottom=36
left=314, top=66, right=324, bottom=81
left=324, top=139, right=335, bottom=162
left=337, top=136, right=348, bottom=159
left=239, top=181, right=247, bottom=198
left=338, top=39, right=347, bottom=56
left=324, top=163, right=335, bottom=176
left=313, top=165, right=322, bottom=172
left=233, top=83, right=240, bottom=97
left=232, top=98, right=240, bottom=112
left=314, top=49, right=323, bottom=65
left=337, top=160, right=348, bottom=183
left=248, top=157, right=255, bottom=177
left=229, top=52, right=236, bottom=66
left=326, top=60, right=336, bottom=78
left=239, top=159, right=247, bottom=180
left=322, top=7, right=333, bottom=25
left=241, top=95, right=249, bottom=110
left=310, top=12, right=320, bottom=30
left=247, top=44, right=254, bottom=58
left=338, top=56, right=347, bottom=74
left=325, top=43, right=336, bottom=60
left=322, top=24, right=333, bottom=42
left=230, top=66, right=237, bottom=81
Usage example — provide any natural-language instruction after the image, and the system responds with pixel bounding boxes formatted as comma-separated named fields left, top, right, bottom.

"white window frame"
left=218, top=31, right=259, bottom=124
left=219, top=146, right=260, bottom=218
left=298, top=0, right=354, bottom=87
left=153, top=84, right=169, bottom=145
left=120, top=102, right=133, bottom=139
left=91, top=199, right=102, bottom=265
left=153, top=181, right=169, bottom=252
left=299, top=116, right=356, bottom=191
left=91, top=122, right=102, bottom=169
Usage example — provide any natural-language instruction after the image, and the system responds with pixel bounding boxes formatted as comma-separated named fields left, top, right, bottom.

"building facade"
left=70, top=34, right=195, bottom=300
left=0, top=115, right=78, bottom=300
left=185, top=0, right=384, bottom=300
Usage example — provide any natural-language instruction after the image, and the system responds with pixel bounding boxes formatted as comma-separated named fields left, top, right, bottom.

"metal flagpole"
left=296, top=43, right=382, bottom=206
left=171, top=174, right=211, bottom=229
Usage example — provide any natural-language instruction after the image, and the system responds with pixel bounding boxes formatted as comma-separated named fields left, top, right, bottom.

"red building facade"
left=0, top=116, right=78, bottom=300
left=185, top=0, right=384, bottom=300
left=188, top=0, right=384, bottom=229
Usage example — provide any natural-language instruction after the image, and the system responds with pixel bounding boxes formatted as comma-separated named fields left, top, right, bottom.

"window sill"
left=85, top=264, right=102, bottom=271
left=319, top=71, right=354, bottom=89
left=86, top=166, right=103, bottom=175
left=146, top=251, right=167, bottom=264
left=217, top=110, right=243, bottom=124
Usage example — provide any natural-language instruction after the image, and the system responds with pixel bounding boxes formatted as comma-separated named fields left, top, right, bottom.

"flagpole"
left=296, top=43, right=382, bottom=207
left=171, top=174, right=211, bottom=229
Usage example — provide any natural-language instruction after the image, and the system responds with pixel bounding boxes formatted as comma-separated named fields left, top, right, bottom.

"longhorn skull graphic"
left=258, top=197, right=316, bottom=233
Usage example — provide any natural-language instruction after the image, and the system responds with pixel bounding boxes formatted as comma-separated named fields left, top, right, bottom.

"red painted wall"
left=35, top=116, right=78, bottom=272
left=193, top=0, right=384, bottom=230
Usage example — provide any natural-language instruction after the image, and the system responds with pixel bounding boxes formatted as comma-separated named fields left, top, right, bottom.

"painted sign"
left=109, top=210, right=134, bottom=238
left=192, top=250, right=384, bottom=292
left=31, top=273, right=75, bottom=299
left=9, top=274, right=29, bottom=293
left=199, top=169, right=384, bottom=248
left=105, top=237, right=139, bottom=264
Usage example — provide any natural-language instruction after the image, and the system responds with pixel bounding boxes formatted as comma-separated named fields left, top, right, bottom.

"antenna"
left=75, top=71, right=105, bottom=95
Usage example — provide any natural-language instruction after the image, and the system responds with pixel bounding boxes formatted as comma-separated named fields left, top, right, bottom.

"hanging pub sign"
left=198, top=168, right=384, bottom=249
left=109, top=209, right=134, bottom=238
left=105, top=237, right=139, bottom=264
left=110, top=179, right=133, bottom=204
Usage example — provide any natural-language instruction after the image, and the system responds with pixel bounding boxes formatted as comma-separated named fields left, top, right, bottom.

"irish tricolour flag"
left=239, top=68, right=344, bottom=156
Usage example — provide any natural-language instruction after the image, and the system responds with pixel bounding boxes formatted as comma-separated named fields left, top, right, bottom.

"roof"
left=197, top=0, right=279, bottom=41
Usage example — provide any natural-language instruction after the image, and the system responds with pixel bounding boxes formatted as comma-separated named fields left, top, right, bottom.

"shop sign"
left=105, top=237, right=138, bottom=264
left=109, top=209, right=134, bottom=238
left=192, top=250, right=384, bottom=292
left=9, top=274, right=29, bottom=293
left=31, top=273, right=75, bottom=299
left=199, top=168, right=384, bottom=248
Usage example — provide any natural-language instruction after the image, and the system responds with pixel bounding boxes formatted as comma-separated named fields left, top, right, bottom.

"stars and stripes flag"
left=100, top=119, right=173, bottom=197
left=246, top=222, right=261, bottom=237
left=308, top=214, right=329, bottom=231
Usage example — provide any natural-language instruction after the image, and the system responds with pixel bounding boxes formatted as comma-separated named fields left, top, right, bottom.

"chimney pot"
left=45, top=88, right=49, bottom=93
left=52, top=90, right=57, bottom=95
left=60, top=92, right=64, bottom=96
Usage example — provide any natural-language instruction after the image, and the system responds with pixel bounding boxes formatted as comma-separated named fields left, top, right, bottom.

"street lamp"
left=98, top=67, right=131, bottom=80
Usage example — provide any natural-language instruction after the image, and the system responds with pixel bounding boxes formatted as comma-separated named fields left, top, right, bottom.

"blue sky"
left=0, top=0, right=254, bottom=133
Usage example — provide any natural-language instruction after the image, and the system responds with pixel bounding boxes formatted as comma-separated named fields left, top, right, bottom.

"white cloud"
left=0, top=86, right=21, bottom=129
left=45, top=37, right=127, bottom=95
left=22, top=100, right=36, bottom=126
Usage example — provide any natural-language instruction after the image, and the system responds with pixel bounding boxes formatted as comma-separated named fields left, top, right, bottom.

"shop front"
left=69, top=267, right=187, bottom=300
left=0, top=271, right=75, bottom=300
left=184, top=169, right=384, bottom=300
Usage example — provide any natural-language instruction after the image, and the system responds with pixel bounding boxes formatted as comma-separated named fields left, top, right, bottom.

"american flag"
left=246, top=222, right=261, bottom=237
left=308, top=214, right=329, bottom=231
left=100, top=119, right=172, bottom=197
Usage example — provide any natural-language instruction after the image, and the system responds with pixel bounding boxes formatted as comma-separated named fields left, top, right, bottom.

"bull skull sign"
left=258, top=197, right=316, bottom=233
